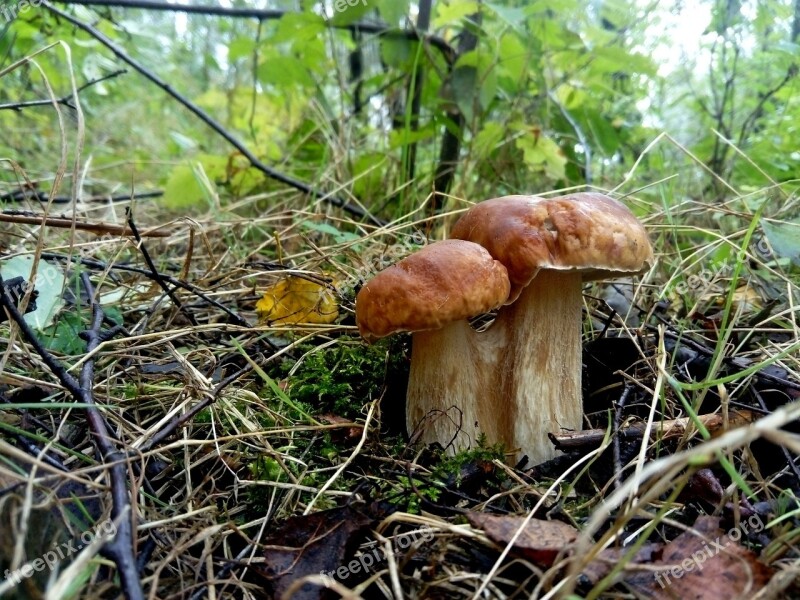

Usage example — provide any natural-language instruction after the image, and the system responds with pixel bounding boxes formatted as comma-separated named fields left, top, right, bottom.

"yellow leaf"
left=256, top=276, right=339, bottom=325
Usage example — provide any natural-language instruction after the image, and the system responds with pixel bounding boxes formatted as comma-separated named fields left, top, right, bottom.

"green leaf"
left=258, top=55, right=315, bottom=88
left=762, top=220, right=800, bottom=265
left=228, top=37, right=256, bottom=61
left=163, top=165, right=205, bottom=209
left=330, top=0, right=372, bottom=26
left=473, top=121, right=506, bottom=160
left=515, top=132, right=567, bottom=180
left=555, top=84, right=587, bottom=110
left=451, top=50, right=497, bottom=120
left=380, top=37, right=416, bottom=70
left=388, top=123, right=436, bottom=148
left=576, top=108, right=621, bottom=156
left=527, top=0, right=578, bottom=13
left=300, top=220, right=341, bottom=237
left=162, top=155, right=226, bottom=209
left=273, top=12, right=326, bottom=44
left=352, top=152, right=389, bottom=200
left=375, top=0, right=410, bottom=25
left=592, top=46, right=656, bottom=76
left=43, top=310, right=87, bottom=355
left=497, top=33, right=532, bottom=90
left=486, top=3, right=527, bottom=32
left=169, top=131, right=198, bottom=151
left=433, top=1, right=480, bottom=28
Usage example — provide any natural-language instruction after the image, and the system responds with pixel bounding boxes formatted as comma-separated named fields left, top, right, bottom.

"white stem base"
left=406, top=320, right=505, bottom=453
left=495, top=270, right=584, bottom=463
left=404, top=270, right=584, bottom=464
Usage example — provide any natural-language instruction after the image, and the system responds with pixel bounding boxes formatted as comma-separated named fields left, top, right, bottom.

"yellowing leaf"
left=256, top=276, right=338, bottom=325
left=515, top=131, right=567, bottom=180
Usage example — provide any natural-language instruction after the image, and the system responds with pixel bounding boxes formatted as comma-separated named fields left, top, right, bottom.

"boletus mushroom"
left=355, top=239, right=511, bottom=450
left=355, top=193, right=652, bottom=465
left=450, top=192, right=653, bottom=463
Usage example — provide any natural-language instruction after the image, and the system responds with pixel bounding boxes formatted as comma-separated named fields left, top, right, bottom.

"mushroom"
left=355, top=239, right=510, bottom=451
left=450, top=192, right=653, bottom=463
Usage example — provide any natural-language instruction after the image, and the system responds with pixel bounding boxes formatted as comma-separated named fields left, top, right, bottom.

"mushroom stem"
left=496, top=270, right=584, bottom=463
left=406, top=320, right=506, bottom=453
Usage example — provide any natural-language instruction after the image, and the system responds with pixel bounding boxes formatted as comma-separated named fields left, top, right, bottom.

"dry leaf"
left=580, top=543, right=663, bottom=587
left=256, top=276, right=338, bottom=325
left=466, top=512, right=578, bottom=566
left=251, top=501, right=393, bottom=600
left=624, top=516, right=774, bottom=600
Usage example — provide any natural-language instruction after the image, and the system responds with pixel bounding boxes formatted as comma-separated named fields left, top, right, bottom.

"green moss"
left=282, top=339, right=399, bottom=418
left=431, top=436, right=506, bottom=483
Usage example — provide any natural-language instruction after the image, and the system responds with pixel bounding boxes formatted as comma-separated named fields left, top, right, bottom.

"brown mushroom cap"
left=356, top=239, right=511, bottom=343
left=450, top=192, right=653, bottom=298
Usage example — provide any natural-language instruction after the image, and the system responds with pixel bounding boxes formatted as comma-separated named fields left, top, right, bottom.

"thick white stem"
left=495, top=270, right=584, bottom=464
left=406, top=321, right=505, bottom=453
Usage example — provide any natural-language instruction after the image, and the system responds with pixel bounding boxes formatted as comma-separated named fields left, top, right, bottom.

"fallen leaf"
left=624, top=516, right=774, bottom=599
left=466, top=512, right=578, bottom=566
left=256, top=276, right=338, bottom=325
left=251, top=500, right=393, bottom=600
left=317, top=413, right=363, bottom=444
left=684, top=468, right=726, bottom=504
left=579, top=543, right=663, bottom=587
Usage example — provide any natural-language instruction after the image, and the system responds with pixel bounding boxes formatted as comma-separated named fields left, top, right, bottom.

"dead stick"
left=0, top=272, right=144, bottom=600
left=552, top=410, right=757, bottom=451
left=0, top=213, right=170, bottom=237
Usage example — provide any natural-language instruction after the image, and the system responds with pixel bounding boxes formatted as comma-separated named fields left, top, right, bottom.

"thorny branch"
left=0, top=272, right=144, bottom=600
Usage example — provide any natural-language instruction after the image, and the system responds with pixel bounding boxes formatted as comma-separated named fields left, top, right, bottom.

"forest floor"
left=1, top=181, right=800, bottom=599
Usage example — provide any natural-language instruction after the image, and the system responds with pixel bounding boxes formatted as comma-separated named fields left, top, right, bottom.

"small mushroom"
left=451, top=192, right=653, bottom=463
left=355, top=239, right=510, bottom=450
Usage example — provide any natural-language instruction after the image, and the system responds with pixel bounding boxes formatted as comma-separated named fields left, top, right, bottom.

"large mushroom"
left=450, top=192, right=653, bottom=463
left=355, top=239, right=510, bottom=451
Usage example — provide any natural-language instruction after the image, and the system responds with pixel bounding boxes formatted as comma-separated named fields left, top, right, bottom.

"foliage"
left=0, top=0, right=665, bottom=218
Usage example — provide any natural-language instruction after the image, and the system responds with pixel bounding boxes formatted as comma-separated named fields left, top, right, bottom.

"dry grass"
left=1, top=164, right=800, bottom=599
left=1, top=48, right=800, bottom=599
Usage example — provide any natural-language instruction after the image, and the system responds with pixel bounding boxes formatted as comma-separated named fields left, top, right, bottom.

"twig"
left=0, top=210, right=170, bottom=236
left=737, top=64, right=798, bottom=146
left=0, top=272, right=144, bottom=600
left=137, top=362, right=253, bottom=452
left=0, top=189, right=162, bottom=203
left=551, top=410, right=757, bottom=451
left=42, top=1, right=385, bottom=226
left=41, top=252, right=255, bottom=329
left=50, top=0, right=456, bottom=64
left=0, top=69, right=127, bottom=111
left=612, top=384, right=633, bottom=490
left=125, top=208, right=198, bottom=326
left=76, top=272, right=142, bottom=600
left=652, top=322, right=800, bottom=391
